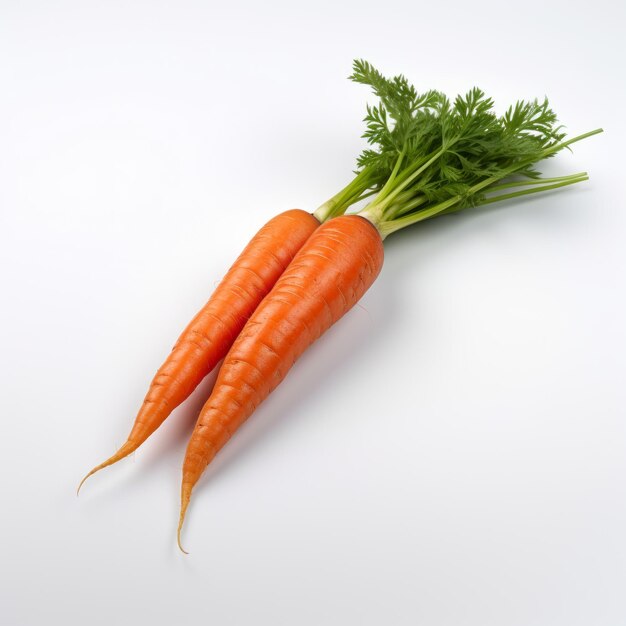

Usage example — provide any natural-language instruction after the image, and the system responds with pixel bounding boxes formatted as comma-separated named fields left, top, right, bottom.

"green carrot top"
left=315, top=60, right=602, bottom=236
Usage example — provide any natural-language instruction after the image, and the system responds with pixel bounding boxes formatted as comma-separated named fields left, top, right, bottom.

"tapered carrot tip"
left=76, top=440, right=136, bottom=495
left=177, top=483, right=192, bottom=554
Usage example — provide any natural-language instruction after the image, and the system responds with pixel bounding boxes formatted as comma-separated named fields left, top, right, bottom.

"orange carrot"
left=177, top=215, right=384, bottom=550
left=175, top=61, right=601, bottom=550
left=78, top=156, right=383, bottom=493
left=79, top=60, right=600, bottom=552
left=78, top=209, right=319, bottom=491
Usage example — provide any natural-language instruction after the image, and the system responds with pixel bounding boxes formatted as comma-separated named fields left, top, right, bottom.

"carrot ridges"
left=177, top=215, right=384, bottom=544
left=79, top=209, right=319, bottom=492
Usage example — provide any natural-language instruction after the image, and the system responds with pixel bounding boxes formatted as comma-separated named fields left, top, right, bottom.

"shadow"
left=81, top=186, right=586, bottom=515
left=187, top=187, right=589, bottom=505
left=189, top=247, right=410, bottom=500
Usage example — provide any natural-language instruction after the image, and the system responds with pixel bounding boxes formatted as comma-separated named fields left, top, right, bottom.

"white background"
left=1, top=1, right=624, bottom=624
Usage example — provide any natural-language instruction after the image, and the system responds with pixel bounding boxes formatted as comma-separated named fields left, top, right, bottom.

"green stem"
left=379, top=173, right=589, bottom=235
left=387, top=194, right=428, bottom=216
left=431, top=174, right=589, bottom=219
left=478, top=175, right=589, bottom=205
left=376, top=147, right=446, bottom=210
left=374, top=129, right=602, bottom=236
left=314, top=166, right=378, bottom=222
left=467, top=130, right=602, bottom=197
left=376, top=195, right=461, bottom=236
left=373, top=148, right=406, bottom=203
left=485, top=172, right=587, bottom=193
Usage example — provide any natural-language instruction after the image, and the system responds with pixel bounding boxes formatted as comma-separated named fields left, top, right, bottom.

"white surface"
left=1, top=1, right=624, bottom=624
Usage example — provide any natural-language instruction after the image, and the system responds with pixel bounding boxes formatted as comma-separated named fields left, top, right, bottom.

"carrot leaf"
left=346, top=60, right=602, bottom=237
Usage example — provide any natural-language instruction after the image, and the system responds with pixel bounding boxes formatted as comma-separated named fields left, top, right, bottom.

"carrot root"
left=177, top=483, right=192, bottom=554
left=77, top=440, right=137, bottom=495
left=80, top=210, right=319, bottom=492
left=178, top=216, right=385, bottom=544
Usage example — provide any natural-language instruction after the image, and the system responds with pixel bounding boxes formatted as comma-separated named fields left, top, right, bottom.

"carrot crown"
left=338, top=60, right=602, bottom=237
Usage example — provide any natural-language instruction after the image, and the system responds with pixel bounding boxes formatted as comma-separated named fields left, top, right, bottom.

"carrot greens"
left=342, top=60, right=602, bottom=237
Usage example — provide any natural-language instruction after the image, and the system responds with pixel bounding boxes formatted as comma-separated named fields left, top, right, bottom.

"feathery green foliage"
left=347, top=59, right=601, bottom=236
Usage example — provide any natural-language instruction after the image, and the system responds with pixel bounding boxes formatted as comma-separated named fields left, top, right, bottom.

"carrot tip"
left=76, top=470, right=96, bottom=496
left=177, top=483, right=192, bottom=555
left=77, top=441, right=136, bottom=496
left=177, top=528, right=189, bottom=555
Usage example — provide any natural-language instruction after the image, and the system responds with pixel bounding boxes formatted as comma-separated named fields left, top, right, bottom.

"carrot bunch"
left=79, top=162, right=384, bottom=491
left=80, top=60, right=602, bottom=552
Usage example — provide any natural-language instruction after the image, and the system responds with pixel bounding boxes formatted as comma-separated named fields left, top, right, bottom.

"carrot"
left=176, top=60, right=601, bottom=551
left=78, top=210, right=318, bottom=491
left=177, top=215, right=384, bottom=551
left=76, top=59, right=600, bottom=551
left=79, top=162, right=384, bottom=492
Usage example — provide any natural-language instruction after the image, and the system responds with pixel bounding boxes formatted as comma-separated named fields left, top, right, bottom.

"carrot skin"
left=79, top=209, right=319, bottom=491
left=178, top=215, right=384, bottom=542
left=128, top=209, right=319, bottom=444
